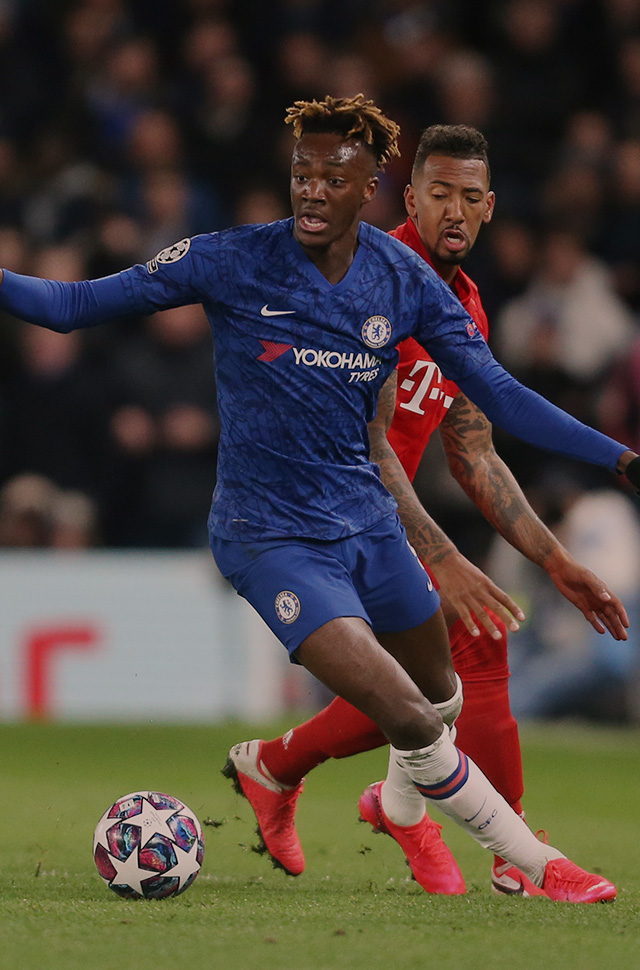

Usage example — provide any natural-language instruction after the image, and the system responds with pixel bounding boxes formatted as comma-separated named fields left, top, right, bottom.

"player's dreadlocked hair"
left=411, top=124, right=491, bottom=183
left=285, top=94, right=401, bottom=170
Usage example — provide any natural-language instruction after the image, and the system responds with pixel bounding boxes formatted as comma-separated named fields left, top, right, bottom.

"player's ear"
left=483, top=191, right=496, bottom=224
left=363, top=176, right=379, bottom=204
left=404, top=183, right=417, bottom=218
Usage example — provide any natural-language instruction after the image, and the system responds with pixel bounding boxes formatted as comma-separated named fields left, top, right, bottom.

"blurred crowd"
left=2, top=0, right=640, bottom=715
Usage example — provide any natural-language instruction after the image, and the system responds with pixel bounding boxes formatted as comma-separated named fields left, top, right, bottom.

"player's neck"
left=298, top=233, right=360, bottom=285
left=431, top=255, right=460, bottom=287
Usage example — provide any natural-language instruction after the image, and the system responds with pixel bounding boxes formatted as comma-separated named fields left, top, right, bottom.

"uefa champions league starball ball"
left=93, top=790, right=205, bottom=899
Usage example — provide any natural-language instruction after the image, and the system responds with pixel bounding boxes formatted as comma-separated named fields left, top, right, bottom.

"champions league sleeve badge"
left=361, top=315, right=392, bottom=349
left=275, top=590, right=301, bottom=624
left=146, top=238, right=191, bottom=274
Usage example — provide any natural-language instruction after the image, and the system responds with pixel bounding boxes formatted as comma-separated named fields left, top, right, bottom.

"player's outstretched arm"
left=0, top=267, right=136, bottom=331
left=368, top=372, right=525, bottom=638
left=0, top=239, right=204, bottom=331
left=440, top=391, right=630, bottom=640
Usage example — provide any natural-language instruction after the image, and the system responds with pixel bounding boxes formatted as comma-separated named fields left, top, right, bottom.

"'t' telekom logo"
left=399, top=360, right=455, bottom=415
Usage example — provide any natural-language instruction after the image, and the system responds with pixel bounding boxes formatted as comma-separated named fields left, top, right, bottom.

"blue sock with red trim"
left=390, top=727, right=563, bottom=885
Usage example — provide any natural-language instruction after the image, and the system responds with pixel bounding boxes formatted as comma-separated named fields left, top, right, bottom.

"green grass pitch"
left=0, top=719, right=639, bottom=970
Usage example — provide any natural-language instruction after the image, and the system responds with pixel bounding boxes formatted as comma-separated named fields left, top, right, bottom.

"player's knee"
left=385, top=695, right=443, bottom=750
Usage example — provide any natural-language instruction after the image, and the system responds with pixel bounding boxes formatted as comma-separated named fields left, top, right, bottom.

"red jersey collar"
left=390, top=218, right=473, bottom=307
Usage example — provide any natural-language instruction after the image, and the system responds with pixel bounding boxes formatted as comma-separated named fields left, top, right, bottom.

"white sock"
left=381, top=747, right=427, bottom=826
left=381, top=676, right=463, bottom=825
left=433, top=673, right=463, bottom=743
left=392, top=727, right=564, bottom=886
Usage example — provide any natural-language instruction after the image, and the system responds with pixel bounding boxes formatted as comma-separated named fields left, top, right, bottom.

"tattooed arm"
left=439, top=391, right=629, bottom=639
left=368, top=372, right=525, bottom=638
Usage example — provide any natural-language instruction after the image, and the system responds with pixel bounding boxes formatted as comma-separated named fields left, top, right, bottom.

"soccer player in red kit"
left=224, top=125, right=623, bottom=898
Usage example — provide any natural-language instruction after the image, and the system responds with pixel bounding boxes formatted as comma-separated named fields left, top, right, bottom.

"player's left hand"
left=543, top=548, right=629, bottom=640
left=431, top=548, right=525, bottom=639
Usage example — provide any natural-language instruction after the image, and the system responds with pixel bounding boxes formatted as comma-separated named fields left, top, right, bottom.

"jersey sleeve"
left=409, top=267, right=628, bottom=471
left=411, top=268, right=495, bottom=382
left=458, top=356, right=628, bottom=470
left=0, top=234, right=212, bottom=332
left=0, top=270, right=134, bottom=332
left=118, top=235, right=211, bottom=315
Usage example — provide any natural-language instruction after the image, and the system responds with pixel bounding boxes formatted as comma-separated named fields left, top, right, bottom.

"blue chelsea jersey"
left=118, top=218, right=493, bottom=541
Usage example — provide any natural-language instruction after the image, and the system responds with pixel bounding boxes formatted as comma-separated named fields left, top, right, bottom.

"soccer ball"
left=93, top=790, right=205, bottom=899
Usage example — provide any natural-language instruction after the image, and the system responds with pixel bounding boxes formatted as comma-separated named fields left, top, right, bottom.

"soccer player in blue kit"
left=1, top=95, right=637, bottom=901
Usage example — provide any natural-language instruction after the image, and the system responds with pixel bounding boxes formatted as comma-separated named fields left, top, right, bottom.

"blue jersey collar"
left=285, top=218, right=368, bottom=293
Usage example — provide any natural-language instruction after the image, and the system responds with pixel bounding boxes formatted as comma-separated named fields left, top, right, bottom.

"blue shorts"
left=210, top=512, right=440, bottom=658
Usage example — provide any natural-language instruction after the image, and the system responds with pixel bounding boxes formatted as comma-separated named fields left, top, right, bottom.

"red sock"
left=450, top=619, right=525, bottom=870
left=454, top=674, right=525, bottom=810
left=260, top=696, right=386, bottom=787
left=450, top=618, right=525, bottom=811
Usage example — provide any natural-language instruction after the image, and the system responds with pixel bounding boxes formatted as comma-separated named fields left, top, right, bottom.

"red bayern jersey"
left=386, top=218, right=490, bottom=482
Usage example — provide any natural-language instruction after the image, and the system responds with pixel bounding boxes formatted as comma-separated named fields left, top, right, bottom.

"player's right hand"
left=431, top=549, right=525, bottom=639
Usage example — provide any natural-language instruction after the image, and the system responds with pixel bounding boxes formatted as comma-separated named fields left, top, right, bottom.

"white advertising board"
left=0, top=550, right=305, bottom=722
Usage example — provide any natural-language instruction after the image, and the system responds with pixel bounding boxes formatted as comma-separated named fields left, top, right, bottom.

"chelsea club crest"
left=275, top=590, right=301, bottom=624
left=362, top=315, right=392, bottom=349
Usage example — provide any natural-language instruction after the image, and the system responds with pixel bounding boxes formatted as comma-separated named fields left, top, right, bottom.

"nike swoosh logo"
left=586, top=881, right=611, bottom=893
left=261, top=305, right=296, bottom=317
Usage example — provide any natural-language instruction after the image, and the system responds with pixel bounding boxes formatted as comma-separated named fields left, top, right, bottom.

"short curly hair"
left=285, top=94, right=401, bottom=170
left=411, top=124, right=491, bottom=183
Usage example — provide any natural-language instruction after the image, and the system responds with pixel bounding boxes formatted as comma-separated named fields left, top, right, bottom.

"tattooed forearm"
left=373, top=441, right=458, bottom=564
left=368, top=372, right=458, bottom=564
left=372, top=371, right=397, bottom=434
left=440, top=392, right=560, bottom=566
